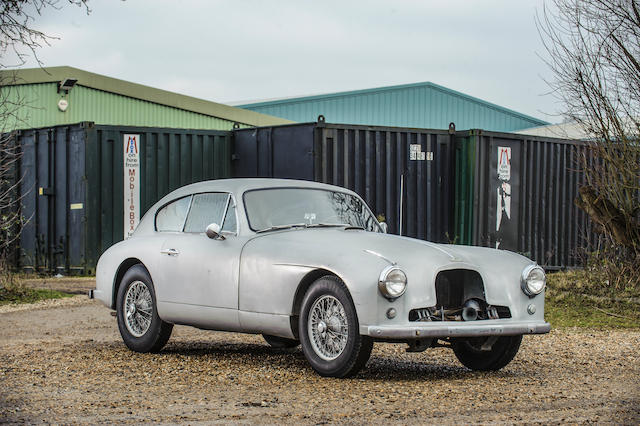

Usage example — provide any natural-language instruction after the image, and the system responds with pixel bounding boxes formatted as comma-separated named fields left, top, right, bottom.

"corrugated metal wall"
left=314, top=124, right=455, bottom=242
left=233, top=122, right=456, bottom=242
left=455, top=130, right=598, bottom=269
left=17, top=122, right=233, bottom=273
left=236, top=122, right=598, bottom=269
left=2, top=83, right=241, bottom=131
left=239, top=82, right=547, bottom=132
left=14, top=120, right=598, bottom=274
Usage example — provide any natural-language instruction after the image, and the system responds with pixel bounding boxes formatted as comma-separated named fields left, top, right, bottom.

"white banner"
left=124, top=134, right=140, bottom=239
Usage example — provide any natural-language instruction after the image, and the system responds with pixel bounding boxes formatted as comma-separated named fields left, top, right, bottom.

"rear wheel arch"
left=112, top=258, right=148, bottom=309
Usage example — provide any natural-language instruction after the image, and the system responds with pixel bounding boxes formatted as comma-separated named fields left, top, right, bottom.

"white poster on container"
left=124, top=134, right=140, bottom=239
left=497, top=146, right=511, bottom=180
left=496, top=146, right=512, bottom=247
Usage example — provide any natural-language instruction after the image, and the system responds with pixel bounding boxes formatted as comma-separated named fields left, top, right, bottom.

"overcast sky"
left=11, top=0, right=561, bottom=123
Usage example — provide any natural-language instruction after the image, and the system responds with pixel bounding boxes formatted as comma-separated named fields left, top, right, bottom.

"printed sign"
left=495, top=146, right=512, bottom=248
left=497, top=146, right=511, bottom=180
left=124, top=134, right=140, bottom=239
left=409, top=144, right=427, bottom=161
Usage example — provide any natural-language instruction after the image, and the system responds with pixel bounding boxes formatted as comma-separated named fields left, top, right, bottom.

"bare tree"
left=1, top=0, right=89, bottom=68
left=0, top=0, right=89, bottom=278
left=538, top=0, right=640, bottom=267
left=0, top=74, right=28, bottom=279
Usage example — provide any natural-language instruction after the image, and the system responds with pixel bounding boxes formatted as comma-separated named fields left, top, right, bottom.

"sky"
left=9, top=0, right=561, bottom=123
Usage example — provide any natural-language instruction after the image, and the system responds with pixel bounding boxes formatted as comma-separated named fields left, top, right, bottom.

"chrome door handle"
left=160, top=248, right=179, bottom=256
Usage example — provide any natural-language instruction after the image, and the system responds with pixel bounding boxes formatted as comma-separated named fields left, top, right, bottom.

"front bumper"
left=365, top=320, right=551, bottom=339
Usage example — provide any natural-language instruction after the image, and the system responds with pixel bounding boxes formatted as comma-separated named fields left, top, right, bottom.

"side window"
left=222, top=199, right=237, bottom=233
left=184, top=193, right=229, bottom=233
left=156, top=196, right=192, bottom=232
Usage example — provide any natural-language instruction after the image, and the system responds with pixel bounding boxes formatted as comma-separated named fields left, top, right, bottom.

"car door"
left=154, top=193, right=244, bottom=329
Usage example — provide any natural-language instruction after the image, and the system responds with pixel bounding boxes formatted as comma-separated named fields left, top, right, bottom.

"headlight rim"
left=378, top=265, right=407, bottom=300
left=521, top=264, right=546, bottom=297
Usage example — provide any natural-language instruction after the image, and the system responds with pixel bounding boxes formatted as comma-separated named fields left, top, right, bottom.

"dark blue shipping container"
left=234, top=121, right=457, bottom=243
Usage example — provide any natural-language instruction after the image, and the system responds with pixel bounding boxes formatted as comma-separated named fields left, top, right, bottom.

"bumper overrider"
left=364, top=320, right=551, bottom=339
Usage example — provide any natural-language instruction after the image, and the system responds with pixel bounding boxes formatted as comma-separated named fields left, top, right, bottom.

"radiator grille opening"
left=408, top=269, right=511, bottom=322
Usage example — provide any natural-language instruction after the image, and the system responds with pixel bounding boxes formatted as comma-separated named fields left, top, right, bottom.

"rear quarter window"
left=155, top=196, right=192, bottom=232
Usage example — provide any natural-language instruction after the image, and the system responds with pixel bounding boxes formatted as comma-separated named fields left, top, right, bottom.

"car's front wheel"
left=451, top=335, right=522, bottom=371
left=299, top=276, right=373, bottom=378
left=116, top=264, right=173, bottom=353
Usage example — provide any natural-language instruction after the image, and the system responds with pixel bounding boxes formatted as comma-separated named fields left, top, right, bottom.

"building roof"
left=237, top=81, right=549, bottom=132
left=1, top=66, right=293, bottom=127
left=515, top=121, right=590, bottom=139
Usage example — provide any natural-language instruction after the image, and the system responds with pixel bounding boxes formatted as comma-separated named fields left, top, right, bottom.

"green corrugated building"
left=0, top=66, right=292, bottom=131
left=238, top=81, right=548, bottom=132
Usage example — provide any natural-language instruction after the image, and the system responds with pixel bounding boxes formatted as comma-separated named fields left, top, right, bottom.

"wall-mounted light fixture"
left=57, top=78, right=78, bottom=94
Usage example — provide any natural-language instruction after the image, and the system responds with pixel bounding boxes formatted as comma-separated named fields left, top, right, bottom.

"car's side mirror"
left=379, top=222, right=388, bottom=233
left=205, top=223, right=225, bottom=240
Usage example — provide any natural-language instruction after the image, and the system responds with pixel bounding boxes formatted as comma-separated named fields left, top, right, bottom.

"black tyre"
left=262, top=334, right=299, bottom=348
left=451, top=335, right=523, bottom=371
left=116, top=264, right=173, bottom=353
left=299, top=276, right=373, bottom=378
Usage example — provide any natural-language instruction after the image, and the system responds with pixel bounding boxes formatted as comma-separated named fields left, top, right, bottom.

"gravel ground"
left=1, top=295, right=639, bottom=424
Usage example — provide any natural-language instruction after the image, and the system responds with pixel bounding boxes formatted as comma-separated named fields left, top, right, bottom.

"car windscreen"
left=243, top=188, right=381, bottom=232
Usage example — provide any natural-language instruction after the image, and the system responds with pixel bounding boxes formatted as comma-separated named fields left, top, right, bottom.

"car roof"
left=156, top=178, right=358, bottom=205
left=134, top=178, right=365, bottom=237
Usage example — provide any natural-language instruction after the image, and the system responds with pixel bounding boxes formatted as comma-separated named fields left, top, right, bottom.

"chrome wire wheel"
left=308, top=295, right=348, bottom=361
left=124, top=281, right=153, bottom=338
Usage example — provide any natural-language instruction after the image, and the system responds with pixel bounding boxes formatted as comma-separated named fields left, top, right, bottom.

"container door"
left=18, top=125, right=87, bottom=273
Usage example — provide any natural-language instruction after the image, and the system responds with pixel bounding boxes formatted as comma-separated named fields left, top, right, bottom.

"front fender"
left=238, top=234, right=386, bottom=328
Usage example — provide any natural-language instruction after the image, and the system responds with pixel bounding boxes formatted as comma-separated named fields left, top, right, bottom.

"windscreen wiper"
left=256, top=223, right=363, bottom=233
left=305, top=223, right=350, bottom=228
left=307, top=223, right=365, bottom=230
left=255, top=223, right=307, bottom=234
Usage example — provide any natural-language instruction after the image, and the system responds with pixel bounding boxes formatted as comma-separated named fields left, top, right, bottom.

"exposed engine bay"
left=409, top=269, right=511, bottom=322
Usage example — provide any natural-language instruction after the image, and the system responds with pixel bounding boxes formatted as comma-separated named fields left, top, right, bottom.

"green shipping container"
left=17, top=122, right=233, bottom=274
left=453, top=129, right=596, bottom=269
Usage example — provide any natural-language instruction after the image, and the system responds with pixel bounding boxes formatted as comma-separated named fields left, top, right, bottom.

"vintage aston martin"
left=92, top=178, right=550, bottom=377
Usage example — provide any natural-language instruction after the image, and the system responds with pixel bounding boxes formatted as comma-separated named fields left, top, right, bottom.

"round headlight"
left=521, top=265, right=546, bottom=297
left=378, top=266, right=407, bottom=299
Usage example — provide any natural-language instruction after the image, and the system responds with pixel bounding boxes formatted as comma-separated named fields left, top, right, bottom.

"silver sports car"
left=92, top=178, right=550, bottom=377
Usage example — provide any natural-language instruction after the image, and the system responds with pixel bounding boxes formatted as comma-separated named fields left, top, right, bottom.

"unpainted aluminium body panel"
left=94, top=178, right=548, bottom=340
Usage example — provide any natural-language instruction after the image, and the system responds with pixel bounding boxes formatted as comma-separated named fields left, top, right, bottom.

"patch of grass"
left=545, top=270, right=640, bottom=329
left=548, top=263, right=640, bottom=299
left=0, top=284, right=73, bottom=305
left=545, top=294, right=639, bottom=328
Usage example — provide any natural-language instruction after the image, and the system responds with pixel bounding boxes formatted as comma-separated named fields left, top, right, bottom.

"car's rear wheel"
left=116, top=264, right=173, bottom=353
left=451, top=335, right=522, bottom=371
left=299, top=276, right=373, bottom=378
left=262, top=334, right=299, bottom=348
